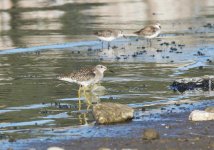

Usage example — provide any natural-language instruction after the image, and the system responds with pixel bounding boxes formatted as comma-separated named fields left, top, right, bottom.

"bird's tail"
left=57, top=74, right=75, bottom=83
left=94, top=31, right=100, bottom=36
left=133, top=31, right=140, bottom=35
left=56, top=75, right=61, bottom=80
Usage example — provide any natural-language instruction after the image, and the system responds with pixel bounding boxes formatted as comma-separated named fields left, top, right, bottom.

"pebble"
left=141, top=107, right=146, bottom=111
left=206, top=59, right=212, bottom=63
left=197, top=51, right=205, bottom=56
left=87, top=48, right=92, bottom=51
left=112, top=46, right=118, bottom=49
left=198, top=66, right=203, bottom=70
left=132, top=54, right=137, bottom=57
left=174, top=103, right=180, bottom=106
left=8, top=137, right=16, bottom=142
left=115, top=56, right=121, bottom=60
left=160, top=42, right=169, bottom=46
left=203, top=23, right=213, bottom=28
left=142, top=128, right=160, bottom=140
left=171, top=41, right=176, bottom=45
left=156, top=49, right=163, bottom=52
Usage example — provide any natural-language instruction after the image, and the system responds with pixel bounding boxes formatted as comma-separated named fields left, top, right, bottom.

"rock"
left=189, top=110, right=214, bottom=121
left=205, top=106, right=214, bottom=113
left=92, top=102, right=134, bottom=124
left=47, top=147, right=64, bottom=150
left=8, top=137, right=16, bottom=142
left=142, top=128, right=160, bottom=140
left=170, top=75, right=214, bottom=92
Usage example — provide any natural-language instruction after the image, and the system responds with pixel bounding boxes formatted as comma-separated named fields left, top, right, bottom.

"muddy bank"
left=16, top=113, right=214, bottom=150
left=38, top=136, right=214, bottom=150
left=2, top=101, right=214, bottom=150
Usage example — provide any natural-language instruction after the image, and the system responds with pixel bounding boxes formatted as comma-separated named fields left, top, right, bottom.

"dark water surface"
left=0, top=0, right=214, bottom=147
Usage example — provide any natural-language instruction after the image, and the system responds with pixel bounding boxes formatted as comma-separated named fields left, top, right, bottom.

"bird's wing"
left=134, top=26, right=158, bottom=36
left=74, top=68, right=96, bottom=82
left=94, top=30, right=114, bottom=37
left=57, top=67, right=96, bottom=83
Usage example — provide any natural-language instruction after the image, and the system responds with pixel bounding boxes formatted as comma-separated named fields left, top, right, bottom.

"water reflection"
left=76, top=84, right=105, bottom=125
left=0, top=0, right=213, bottom=50
left=20, top=10, right=65, bottom=20
left=0, top=36, right=13, bottom=49
left=146, top=0, right=205, bottom=20
left=0, top=0, right=13, bottom=10
left=0, top=12, right=11, bottom=31
left=17, top=0, right=73, bottom=8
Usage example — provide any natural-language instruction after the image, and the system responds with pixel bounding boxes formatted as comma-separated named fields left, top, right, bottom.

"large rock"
left=92, top=102, right=134, bottom=124
left=189, top=110, right=214, bottom=121
left=205, top=106, right=214, bottom=113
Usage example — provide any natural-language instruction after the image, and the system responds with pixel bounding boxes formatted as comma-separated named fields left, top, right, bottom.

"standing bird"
left=57, top=65, right=107, bottom=88
left=57, top=65, right=107, bottom=108
left=134, top=23, right=161, bottom=46
left=94, top=29, right=125, bottom=49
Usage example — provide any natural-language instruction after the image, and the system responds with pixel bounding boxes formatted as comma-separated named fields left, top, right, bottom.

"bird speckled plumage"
left=94, top=29, right=125, bottom=49
left=134, top=23, right=161, bottom=39
left=94, top=29, right=123, bottom=38
left=57, top=65, right=107, bottom=87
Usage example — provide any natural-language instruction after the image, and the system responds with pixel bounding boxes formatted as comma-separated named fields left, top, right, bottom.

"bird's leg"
left=146, top=39, right=152, bottom=48
left=84, top=86, right=92, bottom=106
left=78, top=86, right=81, bottom=111
left=83, top=86, right=91, bottom=109
left=83, top=86, right=87, bottom=100
left=108, top=42, right=110, bottom=49
left=79, top=86, right=90, bottom=125
left=146, top=39, right=149, bottom=47
left=86, top=94, right=92, bottom=111
left=83, top=113, right=88, bottom=125
left=78, top=86, right=83, bottom=125
left=78, top=114, right=83, bottom=125
left=102, top=41, right=103, bottom=50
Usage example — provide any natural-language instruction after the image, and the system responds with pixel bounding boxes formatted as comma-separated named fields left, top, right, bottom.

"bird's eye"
left=101, top=66, right=103, bottom=68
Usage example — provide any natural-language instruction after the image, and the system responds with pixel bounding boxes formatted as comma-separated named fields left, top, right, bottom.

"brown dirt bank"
left=45, top=136, right=214, bottom=150
left=20, top=109, right=214, bottom=150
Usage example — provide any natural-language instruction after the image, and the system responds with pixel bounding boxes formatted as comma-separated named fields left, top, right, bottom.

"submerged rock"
left=189, top=110, right=214, bottom=121
left=205, top=106, right=214, bottom=113
left=92, top=102, right=134, bottom=124
left=8, top=136, right=16, bottom=142
left=142, top=128, right=160, bottom=140
left=170, top=75, right=214, bottom=92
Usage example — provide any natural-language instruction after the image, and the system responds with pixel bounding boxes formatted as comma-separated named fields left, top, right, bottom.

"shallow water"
left=0, top=0, right=214, bottom=144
